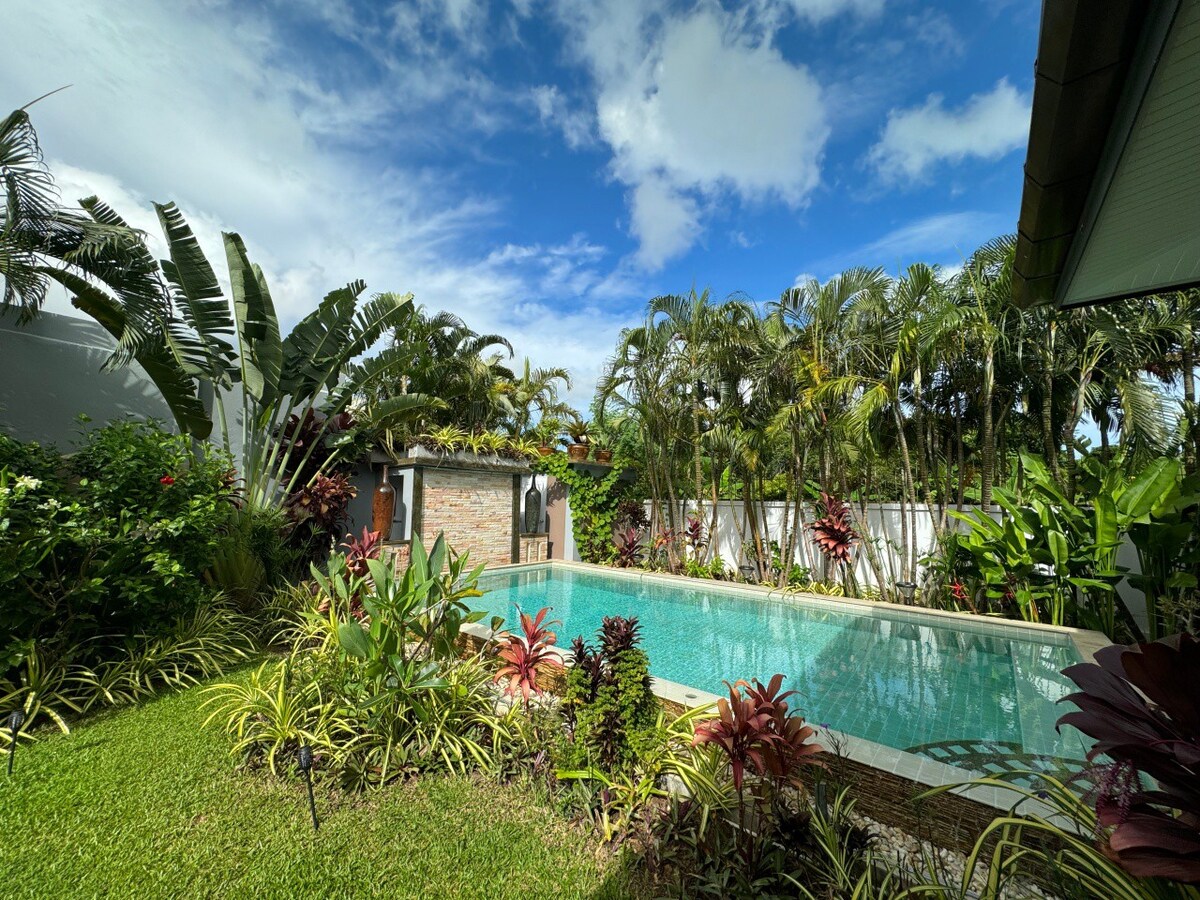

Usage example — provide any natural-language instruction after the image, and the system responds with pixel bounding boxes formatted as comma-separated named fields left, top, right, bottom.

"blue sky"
left=3, top=0, right=1039, bottom=407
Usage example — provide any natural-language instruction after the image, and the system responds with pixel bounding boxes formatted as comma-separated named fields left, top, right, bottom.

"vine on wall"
left=533, top=454, right=630, bottom=563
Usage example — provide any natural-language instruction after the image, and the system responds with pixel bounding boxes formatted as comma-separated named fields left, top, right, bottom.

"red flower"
left=160, top=475, right=175, bottom=485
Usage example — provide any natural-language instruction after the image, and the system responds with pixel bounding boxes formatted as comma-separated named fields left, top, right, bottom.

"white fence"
left=558, top=498, right=1149, bottom=631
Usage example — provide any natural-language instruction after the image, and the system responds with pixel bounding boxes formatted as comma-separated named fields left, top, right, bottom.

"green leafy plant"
left=951, top=451, right=1192, bottom=640
left=917, top=772, right=1200, bottom=900
left=533, top=451, right=631, bottom=562
left=2, top=597, right=255, bottom=743
left=0, top=423, right=237, bottom=670
left=559, top=616, right=658, bottom=773
left=556, top=705, right=723, bottom=843
left=207, top=533, right=501, bottom=787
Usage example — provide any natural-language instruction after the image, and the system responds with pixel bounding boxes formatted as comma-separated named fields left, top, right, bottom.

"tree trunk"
left=893, top=405, right=918, bottom=580
left=691, top=403, right=704, bottom=527
left=1184, top=339, right=1197, bottom=473
left=980, top=348, right=996, bottom=511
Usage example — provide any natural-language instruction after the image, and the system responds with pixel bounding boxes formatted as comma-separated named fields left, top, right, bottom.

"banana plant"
left=954, top=452, right=1198, bottom=640
left=44, top=196, right=437, bottom=507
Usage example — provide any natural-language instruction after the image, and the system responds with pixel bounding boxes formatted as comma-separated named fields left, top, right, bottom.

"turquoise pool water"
left=474, top=566, right=1090, bottom=769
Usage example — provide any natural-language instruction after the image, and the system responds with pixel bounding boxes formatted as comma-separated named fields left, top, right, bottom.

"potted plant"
left=533, top=416, right=563, bottom=457
left=591, top=420, right=614, bottom=464
left=565, top=415, right=590, bottom=462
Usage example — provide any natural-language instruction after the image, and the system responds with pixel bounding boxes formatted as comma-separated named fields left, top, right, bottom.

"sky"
left=3, top=0, right=1040, bottom=410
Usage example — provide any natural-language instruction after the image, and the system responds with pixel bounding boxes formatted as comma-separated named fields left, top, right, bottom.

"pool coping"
left=469, top=559, right=1108, bottom=819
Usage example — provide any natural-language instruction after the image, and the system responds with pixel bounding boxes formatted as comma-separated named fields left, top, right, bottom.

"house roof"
left=1013, top=0, right=1200, bottom=307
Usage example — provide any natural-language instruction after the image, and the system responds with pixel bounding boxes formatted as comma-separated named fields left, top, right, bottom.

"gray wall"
left=0, top=310, right=379, bottom=537
left=0, top=310, right=174, bottom=448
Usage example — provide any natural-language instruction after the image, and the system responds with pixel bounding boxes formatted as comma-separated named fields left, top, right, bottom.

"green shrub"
left=0, top=597, right=256, bottom=742
left=559, top=616, right=658, bottom=772
left=205, top=534, right=501, bottom=788
left=0, top=421, right=236, bottom=669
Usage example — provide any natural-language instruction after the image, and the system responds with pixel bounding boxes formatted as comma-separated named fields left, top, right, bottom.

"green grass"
left=0, top=675, right=645, bottom=899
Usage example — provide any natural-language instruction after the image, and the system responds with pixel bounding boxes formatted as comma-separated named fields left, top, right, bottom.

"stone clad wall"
left=518, top=534, right=548, bottom=563
left=421, top=467, right=515, bottom=567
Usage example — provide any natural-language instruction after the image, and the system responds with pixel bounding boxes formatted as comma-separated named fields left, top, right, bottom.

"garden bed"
left=0, top=669, right=647, bottom=900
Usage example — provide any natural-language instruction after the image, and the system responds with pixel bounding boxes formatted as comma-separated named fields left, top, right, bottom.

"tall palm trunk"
left=1184, top=338, right=1197, bottom=473
left=893, top=405, right=916, bottom=580
left=980, top=348, right=996, bottom=511
left=692, top=402, right=704, bottom=525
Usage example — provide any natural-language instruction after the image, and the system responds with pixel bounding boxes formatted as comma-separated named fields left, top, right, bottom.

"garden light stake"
left=6, top=710, right=25, bottom=776
left=298, top=744, right=318, bottom=832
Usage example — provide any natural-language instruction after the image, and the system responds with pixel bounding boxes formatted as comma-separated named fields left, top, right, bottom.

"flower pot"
left=567, top=443, right=589, bottom=461
left=594, top=449, right=613, bottom=464
left=372, top=466, right=395, bottom=540
left=537, top=445, right=554, bottom=457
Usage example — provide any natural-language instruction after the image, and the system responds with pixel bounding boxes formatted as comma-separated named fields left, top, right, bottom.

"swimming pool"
left=474, top=564, right=1093, bottom=771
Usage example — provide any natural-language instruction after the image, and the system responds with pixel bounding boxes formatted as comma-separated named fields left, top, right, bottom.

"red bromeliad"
left=810, top=492, right=857, bottom=564
left=494, top=606, right=562, bottom=704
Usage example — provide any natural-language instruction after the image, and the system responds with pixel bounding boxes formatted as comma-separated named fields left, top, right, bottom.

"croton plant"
left=1057, top=633, right=1200, bottom=883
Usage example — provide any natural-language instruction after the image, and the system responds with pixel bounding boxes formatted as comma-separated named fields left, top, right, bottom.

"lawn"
left=0, top=673, right=645, bottom=899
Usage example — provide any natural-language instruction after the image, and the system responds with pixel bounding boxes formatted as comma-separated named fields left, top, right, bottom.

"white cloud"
left=530, top=85, right=594, bottom=148
left=867, top=78, right=1031, bottom=183
left=628, top=177, right=701, bottom=268
left=2, top=0, right=639, bottom=412
left=557, top=2, right=830, bottom=269
left=782, top=0, right=886, bottom=24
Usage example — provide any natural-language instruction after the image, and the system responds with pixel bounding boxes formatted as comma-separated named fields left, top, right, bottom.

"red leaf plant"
left=613, top=526, right=644, bottom=568
left=341, top=527, right=382, bottom=579
left=284, top=472, right=357, bottom=534
left=693, top=675, right=824, bottom=794
left=744, top=674, right=825, bottom=782
left=494, top=606, right=563, bottom=705
left=1057, top=634, right=1200, bottom=883
left=810, top=492, right=857, bottom=564
left=683, top=515, right=707, bottom=554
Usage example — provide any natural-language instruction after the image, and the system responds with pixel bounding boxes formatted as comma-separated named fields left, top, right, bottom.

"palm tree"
left=502, top=358, right=572, bottom=437
left=373, top=307, right=514, bottom=434
left=937, top=235, right=1017, bottom=510
left=0, top=104, right=143, bottom=323
left=648, top=287, right=756, bottom=525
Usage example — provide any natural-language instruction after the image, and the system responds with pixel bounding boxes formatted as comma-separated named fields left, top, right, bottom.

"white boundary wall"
left=556, top=498, right=1149, bottom=630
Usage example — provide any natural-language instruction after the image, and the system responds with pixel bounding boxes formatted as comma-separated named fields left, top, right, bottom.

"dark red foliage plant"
left=616, top=499, right=650, bottom=532
left=613, top=526, right=644, bottom=568
left=684, top=515, right=707, bottom=554
left=275, top=409, right=356, bottom=485
left=810, top=492, right=857, bottom=564
left=1057, top=633, right=1200, bottom=883
left=340, top=527, right=382, bottom=579
left=284, top=472, right=357, bottom=534
left=693, top=674, right=824, bottom=795
left=494, top=606, right=562, bottom=704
